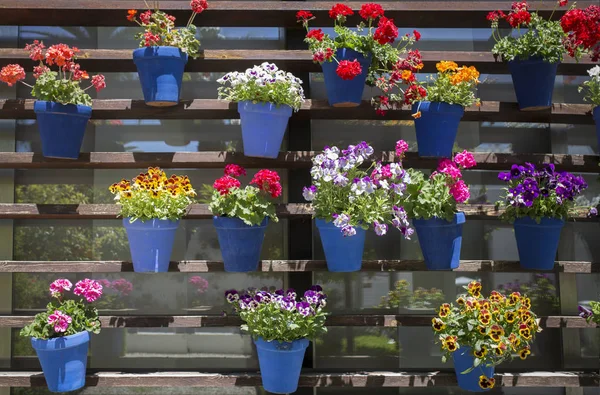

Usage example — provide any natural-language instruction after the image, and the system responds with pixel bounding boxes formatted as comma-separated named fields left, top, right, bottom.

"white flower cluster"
left=587, top=65, right=600, bottom=80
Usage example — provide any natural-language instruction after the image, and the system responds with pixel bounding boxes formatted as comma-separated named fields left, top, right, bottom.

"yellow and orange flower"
left=456, top=296, right=466, bottom=306
left=478, top=326, right=487, bottom=335
left=412, top=111, right=422, bottom=119
left=432, top=317, right=446, bottom=332
left=505, top=311, right=517, bottom=323
left=519, top=346, right=531, bottom=360
left=508, top=333, right=521, bottom=350
left=478, top=309, right=492, bottom=326
left=519, top=323, right=532, bottom=340
left=507, top=292, right=521, bottom=306
left=436, top=60, right=459, bottom=73
left=490, top=290, right=505, bottom=303
left=473, top=345, right=487, bottom=358
left=450, top=65, right=480, bottom=85
left=494, top=342, right=507, bottom=356
left=439, top=303, right=451, bottom=318
left=468, top=281, right=482, bottom=298
left=477, top=299, right=490, bottom=311
left=521, top=297, right=531, bottom=309
left=479, top=375, right=495, bottom=390
left=489, top=324, right=504, bottom=342
left=443, top=335, right=459, bottom=352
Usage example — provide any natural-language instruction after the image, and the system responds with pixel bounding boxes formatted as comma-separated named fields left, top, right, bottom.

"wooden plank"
left=0, top=49, right=593, bottom=76
left=0, top=152, right=597, bottom=172
left=0, top=1, right=592, bottom=28
left=0, top=260, right=596, bottom=273
left=0, top=315, right=594, bottom=329
left=0, top=371, right=597, bottom=387
left=0, top=203, right=595, bottom=221
left=0, top=100, right=594, bottom=124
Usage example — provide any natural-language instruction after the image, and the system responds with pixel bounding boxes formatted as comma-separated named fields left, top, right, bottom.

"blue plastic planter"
left=513, top=217, right=564, bottom=270
left=213, top=216, right=268, bottom=272
left=133, top=46, right=188, bottom=107
left=508, top=58, right=558, bottom=111
left=593, top=106, right=600, bottom=151
left=452, top=346, right=495, bottom=392
left=413, top=212, right=465, bottom=270
left=321, top=48, right=371, bottom=107
left=412, top=101, right=464, bottom=157
left=316, top=218, right=366, bottom=272
left=123, top=217, right=180, bottom=272
left=254, top=337, right=309, bottom=394
left=238, top=101, right=292, bottom=158
left=33, top=101, right=91, bottom=159
left=31, top=331, right=90, bottom=393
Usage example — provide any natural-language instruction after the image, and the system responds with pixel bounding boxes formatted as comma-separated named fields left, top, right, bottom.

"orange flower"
left=0, top=64, right=26, bottom=87
left=127, top=9, right=138, bottom=21
left=436, top=60, right=458, bottom=73
left=412, top=111, right=422, bottom=119
left=450, top=65, right=480, bottom=85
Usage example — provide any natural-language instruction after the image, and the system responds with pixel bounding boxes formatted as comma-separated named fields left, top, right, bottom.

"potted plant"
left=0, top=41, right=106, bottom=159
left=297, top=3, right=419, bottom=107
left=208, top=165, right=281, bottom=272
left=225, top=286, right=327, bottom=394
left=579, top=66, right=600, bottom=150
left=432, top=281, right=541, bottom=392
left=20, top=278, right=103, bottom=392
left=392, top=142, right=477, bottom=270
left=487, top=1, right=580, bottom=110
left=404, top=61, right=480, bottom=157
left=496, top=163, right=588, bottom=270
left=303, top=142, right=413, bottom=272
left=109, top=167, right=196, bottom=272
left=128, top=0, right=207, bottom=106
left=217, top=63, right=305, bottom=158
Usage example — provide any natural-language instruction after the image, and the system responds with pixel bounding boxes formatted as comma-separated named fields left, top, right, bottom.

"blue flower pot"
left=514, top=217, right=564, bottom=270
left=238, top=101, right=292, bottom=158
left=321, top=48, right=371, bottom=107
left=452, top=346, right=495, bottom=392
left=123, top=217, right=180, bottom=272
left=412, top=101, right=464, bottom=157
left=213, top=216, right=268, bottom=272
left=31, top=331, right=90, bottom=393
left=593, top=106, right=600, bottom=152
left=508, top=58, right=558, bottom=111
left=33, top=101, right=91, bottom=159
left=413, top=213, right=465, bottom=270
left=316, top=218, right=366, bottom=272
left=254, top=337, right=309, bottom=394
left=133, top=46, right=188, bottom=107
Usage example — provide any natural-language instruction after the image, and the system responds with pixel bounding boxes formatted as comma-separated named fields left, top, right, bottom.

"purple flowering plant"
left=496, top=163, right=588, bottom=222
left=579, top=300, right=599, bottom=325
left=20, top=278, right=103, bottom=340
left=303, top=141, right=413, bottom=238
left=225, top=286, right=327, bottom=342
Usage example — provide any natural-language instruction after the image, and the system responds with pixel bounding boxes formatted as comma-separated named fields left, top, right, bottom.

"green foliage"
left=379, top=279, right=445, bottom=309
left=587, top=301, right=600, bottom=325
left=399, top=170, right=458, bottom=222
left=31, top=71, right=92, bottom=106
left=208, top=185, right=278, bottom=226
left=580, top=66, right=600, bottom=106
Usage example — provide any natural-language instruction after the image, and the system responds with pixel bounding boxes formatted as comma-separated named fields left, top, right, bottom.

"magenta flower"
left=47, top=310, right=72, bottom=333
left=450, top=180, right=470, bottom=203
left=395, top=140, right=409, bottom=158
left=49, top=279, right=72, bottom=297
left=111, top=278, right=133, bottom=296
left=437, top=159, right=462, bottom=180
left=454, top=150, right=476, bottom=169
left=74, top=278, right=103, bottom=302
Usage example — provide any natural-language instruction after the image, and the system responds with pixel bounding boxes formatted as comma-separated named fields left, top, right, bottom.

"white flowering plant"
left=580, top=66, right=600, bottom=106
left=303, top=141, right=413, bottom=238
left=225, top=285, right=328, bottom=342
left=217, top=63, right=305, bottom=111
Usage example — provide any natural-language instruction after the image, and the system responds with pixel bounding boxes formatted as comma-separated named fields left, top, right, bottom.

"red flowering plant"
left=207, top=165, right=281, bottom=226
left=20, top=278, right=103, bottom=340
left=488, top=1, right=590, bottom=63
left=393, top=142, right=477, bottom=221
left=127, top=0, right=208, bottom=59
left=297, top=4, right=420, bottom=86
left=0, top=41, right=106, bottom=107
left=561, top=4, right=600, bottom=61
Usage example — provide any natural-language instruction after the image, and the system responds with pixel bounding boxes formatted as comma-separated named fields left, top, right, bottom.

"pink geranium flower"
left=74, top=278, right=103, bottom=302
left=47, top=310, right=72, bottom=333
left=49, top=279, right=72, bottom=297
left=454, top=150, right=477, bottom=169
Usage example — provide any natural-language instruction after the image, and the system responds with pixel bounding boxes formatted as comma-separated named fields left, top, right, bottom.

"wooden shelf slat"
left=0, top=152, right=597, bottom=172
left=0, top=99, right=594, bottom=124
left=0, top=1, right=592, bottom=28
left=0, top=371, right=597, bottom=388
left=0, top=49, right=594, bottom=76
left=0, top=315, right=594, bottom=329
left=0, top=203, right=595, bottom=220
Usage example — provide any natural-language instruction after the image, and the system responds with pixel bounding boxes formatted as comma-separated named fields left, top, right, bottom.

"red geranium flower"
left=91, top=75, right=106, bottom=91
left=373, top=17, right=398, bottom=45
left=296, top=10, right=314, bottom=21
left=190, top=0, right=208, bottom=14
left=413, top=30, right=421, bottom=41
left=250, top=169, right=282, bottom=198
left=336, top=59, right=362, bottom=80
left=306, top=29, right=325, bottom=41
left=224, top=164, right=246, bottom=178
left=33, top=65, right=50, bottom=79
left=325, top=47, right=335, bottom=60
left=139, top=10, right=153, bottom=25
left=144, top=31, right=161, bottom=46
left=45, top=44, right=77, bottom=67
left=506, top=9, right=531, bottom=27
left=25, top=40, right=45, bottom=62
left=559, top=0, right=568, bottom=6
left=404, top=84, right=427, bottom=104
left=213, top=175, right=241, bottom=195
left=0, top=64, right=25, bottom=87
left=487, top=10, right=507, bottom=22
left=359, top=3, right=384, bottom=20
left=329, top=3, right=354, bottom=20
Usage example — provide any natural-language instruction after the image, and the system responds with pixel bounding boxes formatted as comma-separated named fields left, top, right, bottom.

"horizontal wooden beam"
left=0, top=49, right=593, bottom=76
left=0, top=260, right=596, bottom=273
left=0, top=152, right=597, bottom=172
left=0, top=203, right=594, bottom=221
left=0, top=315, right=594, bottom=329
left=0, top=99, right=594, bottom=124
left=0, top=1, right=591, bottom=28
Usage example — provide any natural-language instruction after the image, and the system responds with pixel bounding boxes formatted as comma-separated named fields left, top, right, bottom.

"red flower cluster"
left=144, top=31, right=161, bottom=46
left=45, top=44, right=78, bottom=67
left=359, top=3, right=384, bottom=20
left=25, top=40, right=45, bottom=62
left=296, top=10, right=314, bottom=21
left=306, top=29, right=325, bottom=41
left=404, top=84, right=427, bottom=105
left=336, top=59, right=362, bottom=80
left=559, top=0, right=568, bottom=6
left=329, top=3, right=354, bottom=20
left=140, top=10, right=153, bottom=24
left=213, top=175, right=241, bottom=196
left=250, top=169, right=282, bottom=198
left=91, top=75, right=106, bottom=91
left=486, top=10, right=507, bottom=22
left=190, top=0, right=208, bottom=14
left=561, top=5, right=600, bottom=60
left=313, top=47, right=335, bottom=62
left=506, top=1, right=531, bottom=27
left=373, top=17, right=398, bottom=45
left=393, top=49, right=423, bottom=74
left=70, top=64, right=89, bottom=81
left=0, top=64, right=25, bottom=87
left=413, top=30, right=421, bottom=41
left=224, top=164, right=246, bottom=177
